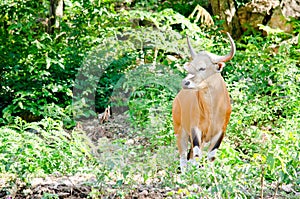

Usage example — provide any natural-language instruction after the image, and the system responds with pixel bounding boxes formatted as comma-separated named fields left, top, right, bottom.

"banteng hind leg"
left=207, top=131, right=224, bottom=161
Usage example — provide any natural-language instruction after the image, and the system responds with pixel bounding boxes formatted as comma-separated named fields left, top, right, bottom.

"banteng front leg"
left=187, top=127, right=202, bottom=166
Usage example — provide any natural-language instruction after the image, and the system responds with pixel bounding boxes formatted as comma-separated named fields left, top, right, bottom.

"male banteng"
left=172, top=33, right=235, bottom=172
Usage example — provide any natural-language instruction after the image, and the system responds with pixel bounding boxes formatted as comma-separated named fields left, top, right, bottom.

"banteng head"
left=182, top=32, right=236, bottom=89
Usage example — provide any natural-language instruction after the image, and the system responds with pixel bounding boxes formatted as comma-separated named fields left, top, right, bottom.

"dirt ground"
left=8, top=173, right=171, bottom=199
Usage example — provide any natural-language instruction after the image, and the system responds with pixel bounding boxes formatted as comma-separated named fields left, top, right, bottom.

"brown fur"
left=172, top=73, right=231, bottom=160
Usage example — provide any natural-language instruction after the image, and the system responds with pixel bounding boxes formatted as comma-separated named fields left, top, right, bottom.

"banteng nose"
left=182, top=79, right=191, bottom=88
left=184, top=81, right=190, bottom=86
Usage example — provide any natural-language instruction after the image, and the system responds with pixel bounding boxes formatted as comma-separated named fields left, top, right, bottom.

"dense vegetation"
left=0, top=0, right=299, bottom=198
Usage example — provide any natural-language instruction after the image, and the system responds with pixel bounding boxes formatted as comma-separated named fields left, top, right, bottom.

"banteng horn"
left=217, top=32, right=236, bottom=63
left=187, top=32, right=236, bottom=63
left=187, top=36, right=196, bottom=59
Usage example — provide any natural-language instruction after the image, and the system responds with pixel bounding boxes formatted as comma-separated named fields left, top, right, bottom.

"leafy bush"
left=0, top=117, right=93, bottom=179
left=0, top=0, right=121, bottom=123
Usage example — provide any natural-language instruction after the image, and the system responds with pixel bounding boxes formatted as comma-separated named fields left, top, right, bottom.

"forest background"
left=0, top=0, right=299, bottom=198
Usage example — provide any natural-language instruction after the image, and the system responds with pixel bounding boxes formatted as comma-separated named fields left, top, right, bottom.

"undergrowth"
left=0, top=1, right=299, bottom=198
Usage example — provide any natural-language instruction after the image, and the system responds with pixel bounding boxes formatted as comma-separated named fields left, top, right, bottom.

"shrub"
left=0, top=117, right=93, bottom=179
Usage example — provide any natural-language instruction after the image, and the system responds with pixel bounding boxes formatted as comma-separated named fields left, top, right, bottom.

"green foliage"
left=114, top=63, right=182, bottom=147
left=0, top=117, right=93, bottom=179
left=227, top=32, right=299, bottom=127
left=1, top=1, right=79, bottom=122
left=0, top=0, right=121, bottom=122
left=0, top=0, right=299, bottom=198
left=133, top=0, right=211, bottom=17
left=95, top=53, right=137, bottom=110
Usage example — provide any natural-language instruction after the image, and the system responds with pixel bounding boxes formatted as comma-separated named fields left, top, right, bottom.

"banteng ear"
left=216, top=62, right=225, bottom=72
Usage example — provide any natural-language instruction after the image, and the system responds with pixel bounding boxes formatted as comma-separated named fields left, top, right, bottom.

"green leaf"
left=266, top=154, right=275, bottom=171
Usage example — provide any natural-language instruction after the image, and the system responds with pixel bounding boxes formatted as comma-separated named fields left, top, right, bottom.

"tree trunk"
left=210, top=0, right=242, bottom=39
left=48, top=0, right=64, bottom=34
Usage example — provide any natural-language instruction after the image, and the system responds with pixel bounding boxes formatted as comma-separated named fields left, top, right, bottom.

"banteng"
left=172, top=33, right=235, bottom=172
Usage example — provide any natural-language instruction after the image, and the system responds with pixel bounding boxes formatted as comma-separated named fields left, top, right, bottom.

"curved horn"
left=187, top=36, right=196, bottom=59
left=218, top=32, right=236, bottom=62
